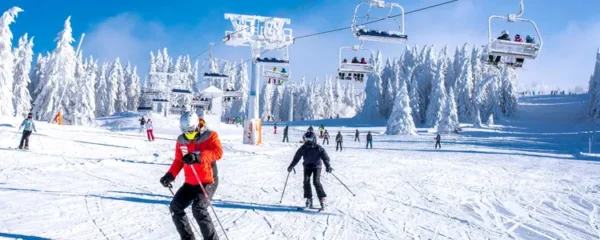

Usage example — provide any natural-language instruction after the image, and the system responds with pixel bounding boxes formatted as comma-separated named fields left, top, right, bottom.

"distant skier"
left=287, top=131, right=333, bottom=210
left=366, top=131, right=373, bottom=149
left=146, top=118, right=155, bottom=141
left=435, top=134, right=441, bottom=149
left=283, top=125, right=289, bottom=142
left=307, top=125, right=314, bottom=133
left=274, top=122, right=277, bottom=134
left=159, top=112, right=223, bottom=240
left=335, top=131, right=343, bottom=152
left=322, top=130, right=330, bottom=145
left=139, top=116, right=146, bottom=133
left=319, top=124, right=324, bottom=138
left=354, top=129, right=360, bottom=142
left=17, top=112, right=37, bottom=149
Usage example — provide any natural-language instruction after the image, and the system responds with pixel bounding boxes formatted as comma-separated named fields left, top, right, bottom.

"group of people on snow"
left=138, top=116, right=155, bottom=141
left=488, top=30, right=536, bottom=67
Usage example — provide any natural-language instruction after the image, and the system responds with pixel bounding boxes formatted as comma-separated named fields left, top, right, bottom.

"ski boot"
left=305, top=198, right=313, bottom=208
left=319, top=198, right=326, bottom=211
left=24, top=146, right=29, bottom=150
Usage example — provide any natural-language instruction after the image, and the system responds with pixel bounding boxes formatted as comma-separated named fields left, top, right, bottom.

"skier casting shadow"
left=287, top=131, right=333, bottom=210
left=159, top=112, right=223, bottom=240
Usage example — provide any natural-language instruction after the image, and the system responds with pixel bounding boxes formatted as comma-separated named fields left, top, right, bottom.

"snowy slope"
left=2, top=95, right=600, bottom=239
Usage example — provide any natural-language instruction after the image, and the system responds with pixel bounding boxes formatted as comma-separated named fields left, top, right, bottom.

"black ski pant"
left=170, top=181, right=219, bottom=240
left=303, top=168, right=326, bottom=200
left=282, top=134, right=288, bottom=142
left=322, top=138, right=329, bottom=145
left=366, top=140, right=373, bottom=149
left=336, top=142, right=342, bottom=151
left=19, top=130, right=32, bottom=148
left=435, top=141, right=441, bottom=149
left=354, top=136, right=359, bottom=142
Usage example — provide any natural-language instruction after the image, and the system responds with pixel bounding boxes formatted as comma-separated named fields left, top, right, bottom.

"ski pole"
left=279, top=168, right=295, bottom=203
left=167, top=184, right=201, bottom=236
left=189, top=165, right=230, bottom=240
left=331, top=173, right=356, bottom=197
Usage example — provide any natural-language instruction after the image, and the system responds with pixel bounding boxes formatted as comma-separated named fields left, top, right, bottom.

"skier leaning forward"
left=159, top=112, right=223, bottom=240
left=18, top=112, right=37, bottom=149
left=287, top=131, right=333, bottom=210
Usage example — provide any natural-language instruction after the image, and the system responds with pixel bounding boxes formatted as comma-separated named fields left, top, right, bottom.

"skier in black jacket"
left=354, top=129, right=360, bottom=142
left=287, top=131, right=333, bottom=210
left=335, top=131, right=343, bottom=151
left=488, top=30, right=511, bottom=65
left=282, top=125, right=289, bottom=142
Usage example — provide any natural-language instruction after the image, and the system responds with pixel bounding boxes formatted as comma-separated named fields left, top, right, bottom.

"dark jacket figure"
left=351, top=57, right=359, bottom=63
left=139, top=117, right=146, bottom=132
left=335, top=131, right=343, bottom=151
left=282, top=125, right=289, bottom=142
left=18, top=113, right=37, bottom=149
left=287, top=132, right=332, bottom=209
left=274, top=123, right=277, bottom=134
left=366, top=131, right=373, bottom=149
left=354, top=129, right=360, bottom=142
left=322, top=130, right=330, bottom=145
left=435, top=134, right=441, bottom=149
left=489, top=31, right=511, bottom=64
left=526, top=35, right=535, bottom=43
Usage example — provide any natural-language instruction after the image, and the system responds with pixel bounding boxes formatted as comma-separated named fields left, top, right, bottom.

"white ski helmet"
left=501, top=30, right=509, bottom=35
left=180, top=111, right=199, bottom=133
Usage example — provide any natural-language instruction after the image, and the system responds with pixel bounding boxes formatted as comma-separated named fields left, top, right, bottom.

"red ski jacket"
left=167, top=130, right=223, bottom=185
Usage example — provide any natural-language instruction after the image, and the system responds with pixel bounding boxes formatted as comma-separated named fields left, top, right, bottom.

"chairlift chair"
left=486, top=0, right=542, bottom=61
left=171, top=88, right=193, bottom=94
left=202, top=43, right=230, bottom=81
left=351, top=0, right=407, bottom=43
left=337, top=44, right=374, bottom=82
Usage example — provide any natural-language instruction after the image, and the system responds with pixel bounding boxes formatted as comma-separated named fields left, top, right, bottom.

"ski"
left=296, top=206, right=325, bottom=212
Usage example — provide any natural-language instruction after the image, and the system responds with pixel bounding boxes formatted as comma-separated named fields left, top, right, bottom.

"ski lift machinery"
left=351, top=0, right=407, bottom=43
left=202, top=43, right=230, bottom=80
left=487, top=0, right=542, bottom=60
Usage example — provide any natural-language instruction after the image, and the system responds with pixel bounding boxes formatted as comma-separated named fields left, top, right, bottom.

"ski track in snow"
left=2, top=95, right=600, bottom=239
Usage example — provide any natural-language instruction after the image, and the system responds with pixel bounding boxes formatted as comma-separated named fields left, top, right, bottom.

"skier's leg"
left=303, top=168, right=314, bottom=200
left=313, top=168, right=327, bottom=199
left=151, top=130, right=155, bottom=141
left=146, top=130, right=151, bottom=141
left=170, top=184, right=197, bottom=239
left=24, top=131, right=32, bottom=147
left=18, top=131, right=26, bottom=148
left=192, top=183, right=219, bottom=240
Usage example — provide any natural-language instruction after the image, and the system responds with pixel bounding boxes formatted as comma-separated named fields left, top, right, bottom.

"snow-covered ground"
left=2, top=94, right=600, bottom=240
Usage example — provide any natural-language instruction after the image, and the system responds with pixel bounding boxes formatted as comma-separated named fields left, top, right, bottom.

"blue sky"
left=3, top=0, right=600, bottom=90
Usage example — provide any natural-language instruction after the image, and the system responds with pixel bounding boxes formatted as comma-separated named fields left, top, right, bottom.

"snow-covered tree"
left=500, top=66, right=518, bottom=117
left=455, top=60, right=474, bottom=121
left=473, top=108, right=482, bottom=128
left=33, top=16, right=76, bottom=121
left=124, top=62, right=141, bottom=111
left=12, top=33, right=33, bottom=117
left=425, top=57, right=447, bottom=127
left=260, top=83, right=274, bottom=120
left=0, top=7, right=21, bottom=116
left=322, top=76, right=335, bottom=118
left=380, top=58, right=395, bottom=118
left=105, top=59, right=120, bottom=115
left=231, top=60, right=249, bottom=118
left=72, top=54, right=95, bottom=125
left=437, top=87, right=459, bottom=134
left=113, top=58, right=127, bottom=113
left=333, top=78, right=343, bottom=118
left=589, top=49, right=600, bottom=121
left=386, top=80, right=416, bottom=135
left=95, top=62, right=109, bottom=117
left=30, top=53, right=47, bottom=100
left=358, top=72, right=382, bottom=120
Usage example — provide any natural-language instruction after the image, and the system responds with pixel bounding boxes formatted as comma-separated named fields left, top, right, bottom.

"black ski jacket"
left=283, top=126, right=289, bottom=135
left=367, top=133, right=372, bottom=141
left=289, top=142, right=331, bottom=169
left=498, top=33, right=510, bottom=41
left=336, top=133, right=343, bottom=142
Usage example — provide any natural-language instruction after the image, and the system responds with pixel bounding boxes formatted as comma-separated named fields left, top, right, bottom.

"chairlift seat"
left=223, top=91, right=243, bottom=98
left=171, top=89, right=193, bottom=94
left=488, top=40, right=539, bottom=59
left=263, top=70, right=289, bottom=80
left=356, top=29, right=407, bottom=43
left=191, top=99, right=210, bottom=106
left=137, top=106, right=152, bottom=111
left=256, top=57, right=289, bottom=67
left=152, top=98, right=169, bottom=103
left=339, top=63, right=374, bottom=74
left=203, top=72, right=230, bottom=79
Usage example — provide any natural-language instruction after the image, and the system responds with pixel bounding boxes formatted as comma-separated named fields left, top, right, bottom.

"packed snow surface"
left=1, top=94, right=600, bottom=240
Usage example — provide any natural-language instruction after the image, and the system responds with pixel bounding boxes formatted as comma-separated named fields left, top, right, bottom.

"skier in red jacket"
left=160, top=111, right=223, bottom=240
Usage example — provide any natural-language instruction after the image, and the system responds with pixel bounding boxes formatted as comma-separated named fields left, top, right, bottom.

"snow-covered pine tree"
left=500, top=66, right=518, bottom=117
left=105, top=59, right=120, bottom=115
left=358, top=71, right=382, bottom=120
left=113, top=58, right=127, bottom=113
left=260, top=82, right=274, bottom=121
left=12, top=33, right=33, bottom=117
left=440, top=45, right=456, bottom=92
left=333, top=78, right=343, bottom=118
left=471, top=45, right=484, bottom=89
left=425, top=53, right=447, bottom=128
left=455, top=59, right=474, bottom=121
left=380, top=58, right=395, bottom=118
left=271, top=85, right=284, bottom=121
left=589, top=49, right=600, bottom=121
left=30, top=53, right=47, bottom=100
left=124, top=62, right=141, bottom=111
left=231, top=59, right=249, bottom=118
left=436, top=87, right=459, bottom=134
left=95, top=62, right=108, bottom=116
left=73, top=54, right=95, bottom=125
left=32, top=16, right=77, bottom=122
left=473, top=108, right=482, bottom=128
left=322, top=76, right=335, bottom=118
left=418, top=45, right=438, bottom=123
left=0, top=7, right=21, bottom=116
left=386, top=79, right=416, bottom=135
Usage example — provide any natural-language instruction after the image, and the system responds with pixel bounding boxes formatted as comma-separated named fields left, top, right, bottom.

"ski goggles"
left=305, top=137, right=314, bottom=142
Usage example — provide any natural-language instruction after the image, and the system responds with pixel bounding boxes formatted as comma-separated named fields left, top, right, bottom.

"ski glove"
left=160, top=173, right=175, bottom=188
left=182, top=152, right=201, bottom=165
left=287, top=166, right=294, bottom=172
left=326, top=167, right=333, bottom=173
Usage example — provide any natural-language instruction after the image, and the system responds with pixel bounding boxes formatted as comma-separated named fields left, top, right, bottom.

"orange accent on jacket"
left=167, top=130, right=223, bottom=185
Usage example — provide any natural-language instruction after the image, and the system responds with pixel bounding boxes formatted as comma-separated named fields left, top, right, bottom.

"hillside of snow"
left=1, top=94, right=600, bottom=239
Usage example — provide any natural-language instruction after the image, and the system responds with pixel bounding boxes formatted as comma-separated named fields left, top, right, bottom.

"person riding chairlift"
left=342, top=59, right=348, bottom=64
left=281, top=68, right=287, bottom=74
left=514, top=34, right=524, bottom=67
left=360, top=58, right=367, bottom=64
left=351, top=57, right=359, bottom=63
left=489, top=30, right=511, bottom=65
left=273, top=67, right=278, bottom=72
left=526, top=35, right=535, bottom=43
